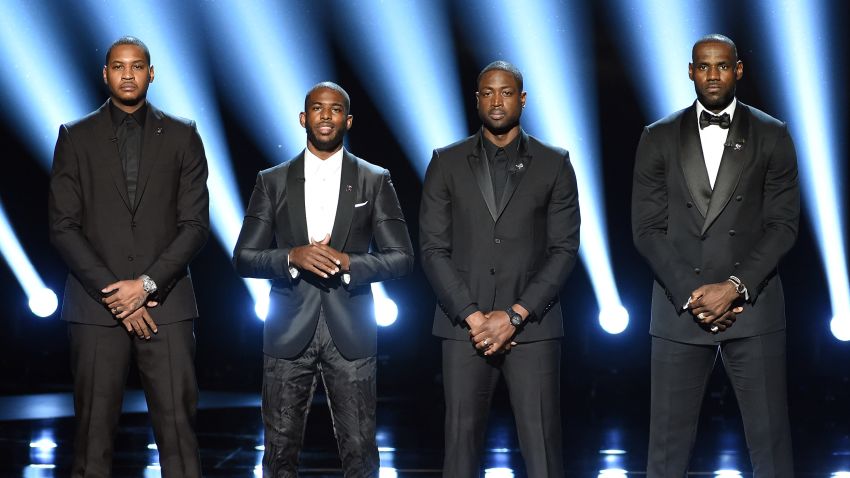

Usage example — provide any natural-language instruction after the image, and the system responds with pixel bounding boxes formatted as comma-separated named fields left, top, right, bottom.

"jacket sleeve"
left=517, top=152, right=580, bottom=319
left=48, top=124, right=119, bottom=302
left=346, top=170, right=414, bottom=286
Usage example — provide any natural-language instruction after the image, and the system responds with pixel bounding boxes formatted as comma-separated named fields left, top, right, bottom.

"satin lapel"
left=679, top=104, right=712, bottom=218
left=468, top=135, right=498, bottom=222
left=329, top=151, right=357, bottom=251
left=132, top=104, right=165, bottom=212
left=95, top=101, right=133, bottom=211
left=495, top=130, right=533, bottom=219
left=286, top=153, right=310, bottom=245
left=701, top=104, right=751, bottom=235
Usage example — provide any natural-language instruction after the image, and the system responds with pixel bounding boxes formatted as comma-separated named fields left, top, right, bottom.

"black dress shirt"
left=110, top=101, right=147, bottom=206
left=482, top=133, right=521, bottom=205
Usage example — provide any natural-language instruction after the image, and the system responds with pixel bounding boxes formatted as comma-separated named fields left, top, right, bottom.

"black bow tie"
left=699, top=111, right=731, bottom=129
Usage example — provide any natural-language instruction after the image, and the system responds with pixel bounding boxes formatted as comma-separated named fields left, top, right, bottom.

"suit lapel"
left=329, top=151, right=357, bottom=250
left=132, top=103, right=165, bottom=212
left=679, top=104, right=712, bottom=218
left=701, top=103, right=751, bottom=235
left=495, top=130, right=533, bottom=219
left=95, top=101, right=133, bottom=211
left=467, top=133, right=499, bottom=222
left=286, top=153, right=310, bottom=245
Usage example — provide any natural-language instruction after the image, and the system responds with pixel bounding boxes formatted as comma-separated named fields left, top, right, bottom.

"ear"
left=299, top=112, right=306, bottom=129
left=345, top=115, right=353, bottom=130
left=735, top=60, right=743, bottom=80
left=474, top=92, right=480, bottom=108
left=148, top=65, right=155, bottom=84
left=102, top=66, right=108, bottom=85
left=520, top=91, right=527, bottom=108
left=688, top=62, right=694, bottom=81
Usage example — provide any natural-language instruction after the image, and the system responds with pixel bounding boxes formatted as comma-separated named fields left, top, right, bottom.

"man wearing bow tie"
left=420, top=61, right=580, bottom=477
left=631, top=34, right=799, bottom=477
left=233, top=82, right=413, bottom=477
left=49, top=36, right=209, bottom=477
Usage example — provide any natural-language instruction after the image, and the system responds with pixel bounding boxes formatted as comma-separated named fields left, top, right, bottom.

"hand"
left=470, top=311, right=517, bottom=356
left=688, top=281, right=741, bottom=324
left=102, top=279, right=148, bottom=319
left=464, top=311, right=487, bottom=330
left=121, top=306, right=158, bottom=340
left=288, top=234, right=343, bottom=278
left=309, top=234, right=351, bottom=272
left=700, top=305, right=744, bottom=334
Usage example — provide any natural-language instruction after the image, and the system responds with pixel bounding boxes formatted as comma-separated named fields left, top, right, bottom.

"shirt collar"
left=304, top=146, right=344, bottom=172
left=696, top=98, right=737, bottom=122
left=481, top=130, right=521, bottom=163
left=109, top=99, right=148, bottom=130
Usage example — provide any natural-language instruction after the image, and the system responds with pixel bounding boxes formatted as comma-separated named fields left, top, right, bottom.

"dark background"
left=1, top=0, right=848, bottom=456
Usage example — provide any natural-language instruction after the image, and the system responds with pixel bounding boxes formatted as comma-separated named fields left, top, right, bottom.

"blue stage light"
left=202, top=0, right=333, bottom=161
left=457, top=0, right=628, bottom=334
left=379, top=468, right=398, bottom=478
left=484, top=468, right=515, bottom=478
left=714, top=470, right=742, bottom=477
left=598, top=469, right=628, bottom=478
left=373, top=283, right=399, bottom=327
left=0, top=200, right=57, bottom=317
left=81, top=0, right=271, bottom=319
left=334, top=0, right=467, bottom=177
left=0, top=2, right=93, bottom=166
left=757, top=1, right=850, bottom=341
left=607, top=0, right=715, bottom=121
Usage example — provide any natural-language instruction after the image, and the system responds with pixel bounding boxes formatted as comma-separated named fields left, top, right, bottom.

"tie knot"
left=699, top=111, right=731, bottom=129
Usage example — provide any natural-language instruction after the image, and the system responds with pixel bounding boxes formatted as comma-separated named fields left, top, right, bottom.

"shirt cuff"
left=287, top=253, right=299, bottom=279
left=342, top=273, right=350, bottom=285
left=458, top=304, right=479, bottom=324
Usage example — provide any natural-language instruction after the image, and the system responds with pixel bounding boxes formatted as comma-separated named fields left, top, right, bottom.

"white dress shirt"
left=288, top=147, right=348, bottom=283
left=696, top=98, right=737, bottom=189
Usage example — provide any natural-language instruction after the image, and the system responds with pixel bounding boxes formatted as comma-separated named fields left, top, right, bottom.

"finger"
left=732, top=306, right=744, bottom=313
left=308, top=253, right=338, bottom=274
left=510, top=341, right=517, bottom=346
left=147, top=301, right=159, bottom=307
left=123, top=320, right=134, bottom=333
left=101, top=282, right=119, bottom=294
left=310, top=249, right=341, bottom=270
left=103, top=295, right=121, bottom=306
left=305, top=263, right=330, bottom=279
left=318, top=233, right=331, bottom=245
left=130, top=319, right=144, bottom=338
left=138, top=320, right=152, bottom=340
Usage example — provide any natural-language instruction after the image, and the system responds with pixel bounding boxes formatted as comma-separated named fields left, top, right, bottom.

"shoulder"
left=525, top=134, right=568, bottom=159
left=258, top=155, right=296, bottom=181
left=645, top=107, right=689, bottom=134
left=63, top=104, right=106, bottom=135
left=738, top=102, right=786, bottom=131
left=433, top=134, right=478, bottom=159
left=349, top=152, right=390, bottom=178
left=153, top=104, right=197, bottom=131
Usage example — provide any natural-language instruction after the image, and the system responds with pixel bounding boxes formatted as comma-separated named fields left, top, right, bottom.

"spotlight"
left=714, top=470, right=742, bottom=477
left=830, top=316, right=850, bottom=342
left=28, top=439, right=57, bottom=450
left=379, top=468, right=398, bottom=478
left=28, top=288, right=58, bottom=319
left=599, top=306, right=629, bottom=335
left=373, top=283, right=398, bottom=327
left=598, top=469, right=628, bottom=478
left=484, top=468, right=515, bottom=478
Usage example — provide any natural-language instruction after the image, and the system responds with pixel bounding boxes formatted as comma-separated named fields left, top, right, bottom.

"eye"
left=502, top=90, right=513, bottom=97
left=332, top=106, right=342, bottom=113
left=698, top=65, right=708, bottom=71
left=719, top=64, right=729, bottom=70
left=482, top=91, right=492, bottom=97
left=133, top=64, right=144, bottom=71
left=113, top=65, right=123, bottom=70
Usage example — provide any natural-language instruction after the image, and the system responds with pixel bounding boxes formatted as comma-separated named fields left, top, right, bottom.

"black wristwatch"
left=506, top=307, right=523, bottom=328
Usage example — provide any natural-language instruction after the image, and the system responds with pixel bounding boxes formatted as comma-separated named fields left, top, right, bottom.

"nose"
left=320, top=107, right=332, bottom=120
left=706, top=66, right=720, bottom=80
left=491, top=94, right=503, bottom=107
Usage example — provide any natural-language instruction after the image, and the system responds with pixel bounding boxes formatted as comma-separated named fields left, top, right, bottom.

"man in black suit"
left=233, top=82, right=413, bottom=477
left=632, top=34, right=799, bottom=477
left=420, top=61, right=580, bottom=477
left=48, top=36, right=209, bottom=477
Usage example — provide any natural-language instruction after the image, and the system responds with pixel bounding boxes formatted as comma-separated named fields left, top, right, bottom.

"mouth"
left=489, top=110, right=506, bottom=120
left=317, top=123, right=334, bottom=135
left=120, top=83, right=136, bottom=92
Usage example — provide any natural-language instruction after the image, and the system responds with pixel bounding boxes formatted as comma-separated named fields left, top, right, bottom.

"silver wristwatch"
left=140, top=274, right=158, bottom=295
left=727, top=275, right=747, bottom=296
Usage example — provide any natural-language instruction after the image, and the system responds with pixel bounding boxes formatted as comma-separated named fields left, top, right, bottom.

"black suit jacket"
left=49, top=100, right=210, bottom=325
left=420, top=130, right=580, bottom=342
left=632, top=101, right=800, bottom=344
left=233, top=150, right=414, bottom=360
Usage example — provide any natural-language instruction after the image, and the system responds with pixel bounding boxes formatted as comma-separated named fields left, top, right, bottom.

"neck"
left=482, top=125, right=520, bottom=147
left=111, top=97, right=146, bottom=114
left=306, top=142, right=342, bottom=160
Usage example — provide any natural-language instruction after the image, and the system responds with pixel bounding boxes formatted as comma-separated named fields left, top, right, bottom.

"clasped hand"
left=289, top=234, right=350, bottom=278
left=468, top=311, right=518, bottom=356
left=688, top=281, right=745, bottom=334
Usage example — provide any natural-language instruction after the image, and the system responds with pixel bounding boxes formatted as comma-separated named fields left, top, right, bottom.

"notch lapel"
left=495, top=130, right=533, bottom=219
left=286, top=153, right=310, bottom=245
left=95, top=101, right=133, bottom=212
left=467, top=135, right=499, bottom=222
left=701, top=104, right=751, bottom=235
left=329, top=151, right=357, bottom=251
left=132, top=104, right=165, bottom=212
left=679, top=104, right=712, bottom=218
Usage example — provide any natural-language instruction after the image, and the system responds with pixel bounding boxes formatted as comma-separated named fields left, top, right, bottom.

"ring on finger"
left=710, top=325, right=719, bottom=333
left=697, top=312, right=707, bottom=320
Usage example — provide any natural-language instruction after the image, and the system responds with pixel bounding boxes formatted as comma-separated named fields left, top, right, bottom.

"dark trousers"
left=442, top=338, right=563, bottom=478
left=68, top=319, right=201, bottom=478
left=262, top=311, right=378, bottom=478
left=648, top=331, right=794, bottom=478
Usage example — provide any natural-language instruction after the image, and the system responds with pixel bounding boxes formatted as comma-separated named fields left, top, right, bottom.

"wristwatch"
left=140, top=274, right=158, bottom=295
left=506, top=307, right=523, bottom=328
left=727, top=275, right=747, bottom=296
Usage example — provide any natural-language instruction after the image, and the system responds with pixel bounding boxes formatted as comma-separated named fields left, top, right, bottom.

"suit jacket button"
left=489, top=268, right=496, bottom=275
left=494, top=238, right=501, bottom=244
left=734, top=262, right=741, bottom=268
left=128, top=255, right=134, bottom=262
left=736, top=195, right=743, bottom=201
left=686, top=202, right=693, bottom=208
left=694, top=267, right=701, bottom=274
left=131, top=221, right=137, bottom=228
left=729, top=229, right=736, bottom=236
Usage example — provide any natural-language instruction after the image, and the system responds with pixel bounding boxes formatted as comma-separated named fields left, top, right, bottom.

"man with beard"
left=632, top=34, right=798, bottom=477
left=233, top=82, right=413, bottom=477
left=420, top=61, right=580, bottom=476
left=49, top=36, right=208, bottom=477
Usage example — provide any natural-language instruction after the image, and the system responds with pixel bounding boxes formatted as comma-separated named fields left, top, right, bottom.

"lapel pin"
left=346, top=185, right=353, bottom=192
left=155, top=127, right=163, bottom=135
left=516, top=163, right=524, bottom=170
left=733, top=141, right=744, bottom=151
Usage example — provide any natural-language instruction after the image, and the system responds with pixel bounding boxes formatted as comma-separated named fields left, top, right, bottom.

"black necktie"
left=117, top=114, right=141, bottom=205
left=491, top=148, right=508, bottom=205
left=699, top=111, right=731, bottom=129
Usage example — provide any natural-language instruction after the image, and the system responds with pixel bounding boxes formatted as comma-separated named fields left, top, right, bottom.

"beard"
left=306, top=122, right=346, bottom=152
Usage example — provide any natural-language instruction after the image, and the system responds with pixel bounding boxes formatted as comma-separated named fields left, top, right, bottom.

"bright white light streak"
left=373, top=283, right=398, bottom=327
left=83, top=0, right=270, bottom=318
left=484, top=468, right=515, bottom=478
left=608, top=0, right=716, bottom=120
left=336, top=0, right=466, bottom=177
left=759, top=1, right=850, bottom=340
left=203, top=0, right=333, bottom=160
left=460, top=0, right=627, bottom=333
left=598, top=469, right=628, bottom=478
left=0, top=2, right=93, bottom=164
left=0, top=200, right=57, bottom=317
